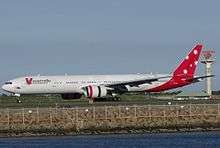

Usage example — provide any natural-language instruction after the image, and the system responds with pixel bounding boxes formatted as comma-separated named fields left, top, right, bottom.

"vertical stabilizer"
left=173, top=44, right=203, bottom=78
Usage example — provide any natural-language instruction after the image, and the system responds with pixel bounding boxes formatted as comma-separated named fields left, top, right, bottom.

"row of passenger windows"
left=54, top=81, right=122, bottom=85
left=66, top=81, right=78, bottom=84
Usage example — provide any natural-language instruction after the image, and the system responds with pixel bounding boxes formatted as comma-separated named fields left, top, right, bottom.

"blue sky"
left=0, top=0, right=219, bottom=92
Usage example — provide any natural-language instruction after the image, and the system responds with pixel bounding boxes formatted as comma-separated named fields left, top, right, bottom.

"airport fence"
left=0, top=104, right=220, bottom=132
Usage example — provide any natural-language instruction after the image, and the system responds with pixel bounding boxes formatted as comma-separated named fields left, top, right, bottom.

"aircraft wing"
left=106, top=75, right=171, bottom=88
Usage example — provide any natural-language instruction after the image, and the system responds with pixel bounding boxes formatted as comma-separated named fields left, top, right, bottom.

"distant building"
left=175, top=92, right=210, bottom=100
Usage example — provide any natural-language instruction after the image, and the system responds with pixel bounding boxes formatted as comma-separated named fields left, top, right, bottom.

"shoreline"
left=1, top=126, right=220, bottom=138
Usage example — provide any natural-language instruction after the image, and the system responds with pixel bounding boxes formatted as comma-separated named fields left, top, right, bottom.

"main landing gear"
left=112, top=96, right=120, bottom=101
left=90, top=96, right=120, bottom=103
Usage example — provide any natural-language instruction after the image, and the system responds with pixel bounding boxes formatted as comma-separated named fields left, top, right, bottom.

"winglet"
left=173, top=44, right=203, bottom=78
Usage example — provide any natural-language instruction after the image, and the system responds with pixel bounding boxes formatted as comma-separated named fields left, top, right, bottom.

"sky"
left=0, top=0, right=219, bottom=92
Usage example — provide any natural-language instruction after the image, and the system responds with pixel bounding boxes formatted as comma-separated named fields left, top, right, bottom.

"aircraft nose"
left=2, top=84, right=7, bottom=91
left=2, top=84, right=11, bottom=93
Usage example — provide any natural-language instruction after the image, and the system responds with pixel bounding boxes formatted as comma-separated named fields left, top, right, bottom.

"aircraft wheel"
left=113, top=97, right=120, bottom=101
left=17, top=99, right=22, bottom=103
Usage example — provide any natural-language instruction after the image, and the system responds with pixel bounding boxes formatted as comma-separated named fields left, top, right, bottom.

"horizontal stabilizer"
left=188, top=75, right=214, bottom=83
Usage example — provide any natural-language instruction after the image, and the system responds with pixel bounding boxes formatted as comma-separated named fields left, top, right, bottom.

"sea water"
left=0, top=132, right=220, bottom=148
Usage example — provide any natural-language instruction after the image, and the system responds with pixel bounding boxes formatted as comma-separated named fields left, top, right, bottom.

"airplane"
left=2, top=44, right=213, bottom=102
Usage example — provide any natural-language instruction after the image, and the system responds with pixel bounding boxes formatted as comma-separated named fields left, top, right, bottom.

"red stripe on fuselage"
left=88, top=85, right=93, bottom=98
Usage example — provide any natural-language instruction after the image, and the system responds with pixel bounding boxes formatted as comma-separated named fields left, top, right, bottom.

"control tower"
left=201, top=50, right=215, bottom=96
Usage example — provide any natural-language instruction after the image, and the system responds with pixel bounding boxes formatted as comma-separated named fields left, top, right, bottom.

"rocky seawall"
left=0, top=104, right=220, bottom=137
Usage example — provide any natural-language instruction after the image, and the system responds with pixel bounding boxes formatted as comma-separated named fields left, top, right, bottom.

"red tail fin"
left=146, top=44, right=203, bottom=92
left=173, top=44, right=203, bottom=78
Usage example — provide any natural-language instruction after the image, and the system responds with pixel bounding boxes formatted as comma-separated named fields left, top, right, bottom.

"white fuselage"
left=2, top=74, right=169, bottom=95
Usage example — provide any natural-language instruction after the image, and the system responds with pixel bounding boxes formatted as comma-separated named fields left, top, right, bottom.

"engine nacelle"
left=83, top=85, right=108, bottom=98
left=61, top=93, right=82, bottom=100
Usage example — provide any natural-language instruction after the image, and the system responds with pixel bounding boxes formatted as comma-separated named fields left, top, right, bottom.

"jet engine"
left=83, top=85, right=108, bottom=98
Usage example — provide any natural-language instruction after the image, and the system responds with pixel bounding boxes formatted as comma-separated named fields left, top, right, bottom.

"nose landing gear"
left=13, top=93, right=22, bottom=103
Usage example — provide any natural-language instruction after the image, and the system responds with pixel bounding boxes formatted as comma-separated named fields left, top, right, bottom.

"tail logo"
left=183, top=69, right=188, bottom=74
left=194, top=49, right=198, bottom=55
left=173, top=44, right=202, bottom=78
left=25, top=77, right=33, bottom=85
left=194, top=61, right=198, bottom=65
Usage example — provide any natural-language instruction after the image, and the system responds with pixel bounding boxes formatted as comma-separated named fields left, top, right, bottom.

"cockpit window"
left=5, top=82, right=12, bottom=85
